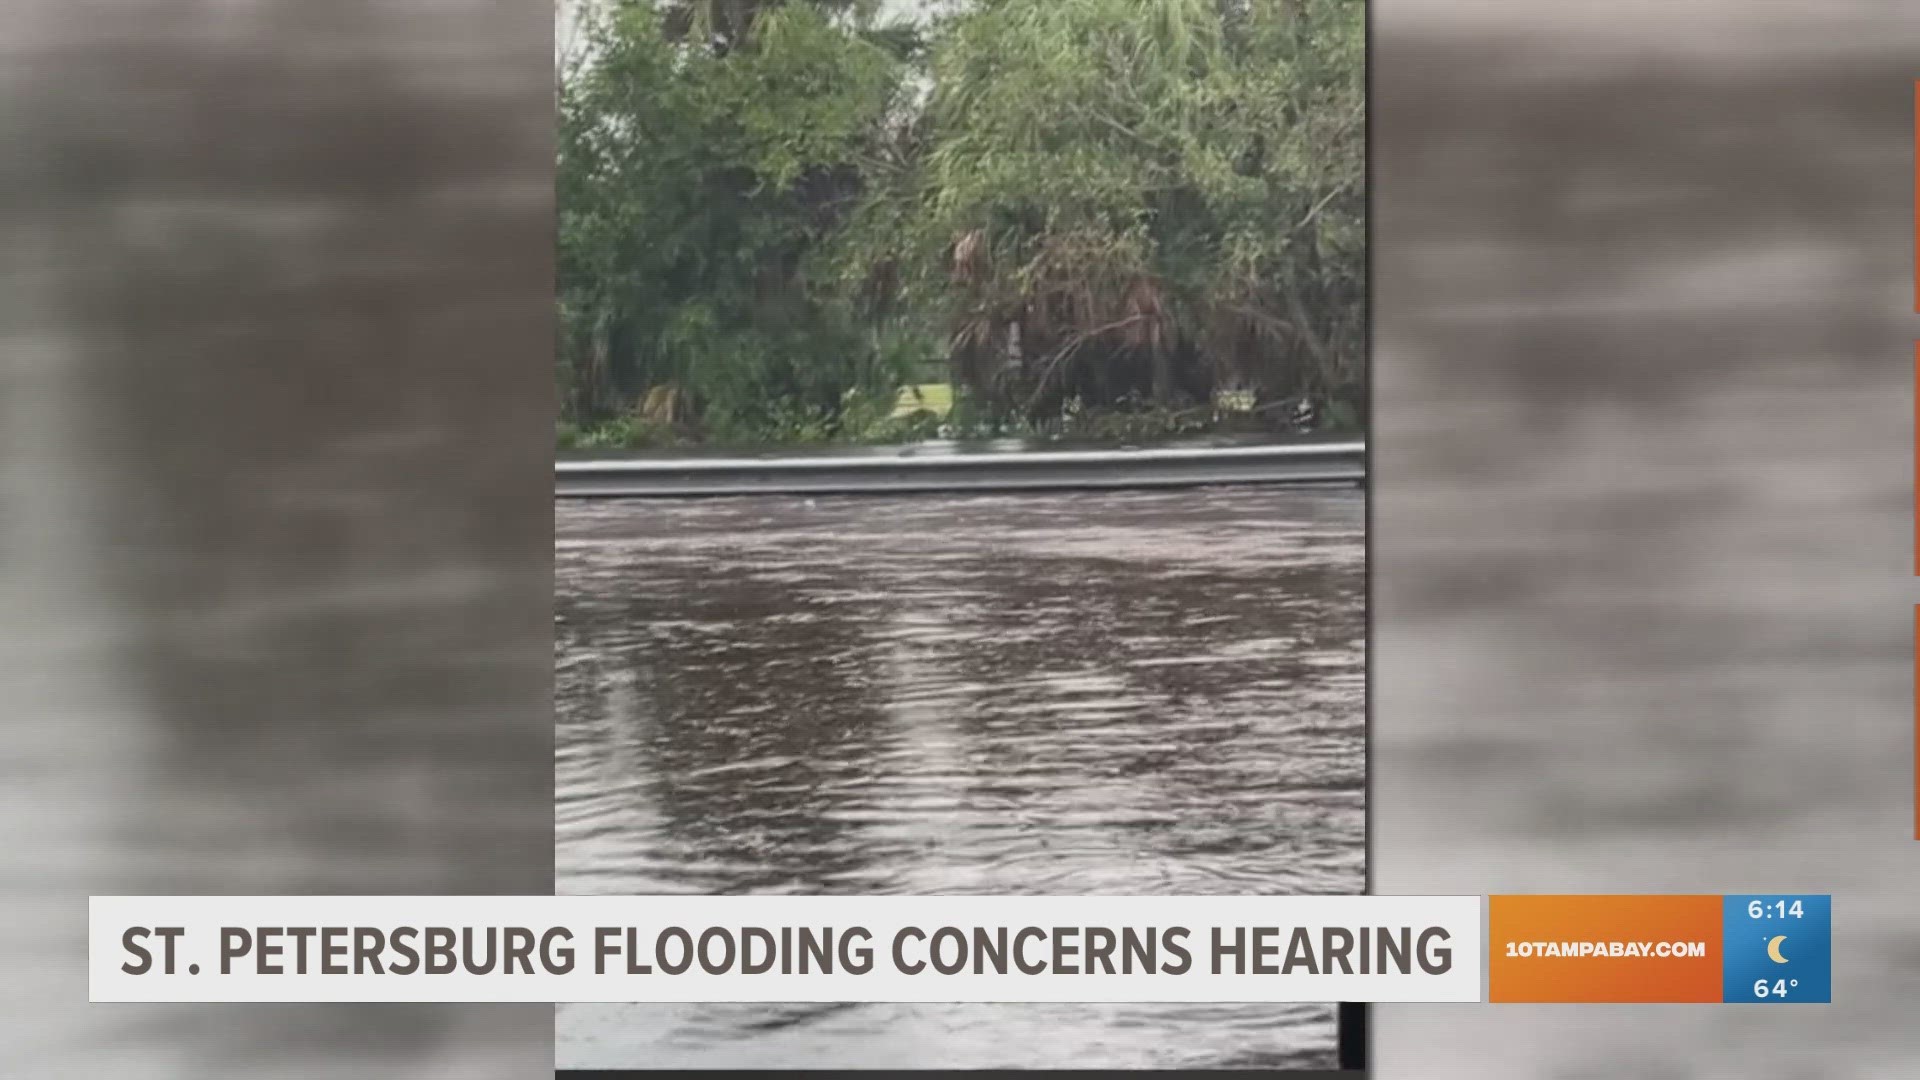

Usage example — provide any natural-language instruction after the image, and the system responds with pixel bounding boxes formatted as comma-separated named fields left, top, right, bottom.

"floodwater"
left=555, top=487, right=1365, bottom=1070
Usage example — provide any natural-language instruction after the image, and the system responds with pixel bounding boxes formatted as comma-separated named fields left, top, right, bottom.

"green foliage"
left=558, top=0, right=1366, bottom=447
left=558, top=0, right=923, bottom=442
left=897, top=0, right=1366, bottom=420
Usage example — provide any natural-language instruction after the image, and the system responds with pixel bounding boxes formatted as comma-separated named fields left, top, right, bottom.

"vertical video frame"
left=554, top=0, right=1366, bottom=1069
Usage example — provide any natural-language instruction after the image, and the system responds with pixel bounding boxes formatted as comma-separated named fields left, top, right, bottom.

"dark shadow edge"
left=556, top=1060, right=1359, bottom=1068
left=553, top=1001, right=1366, bottom=1076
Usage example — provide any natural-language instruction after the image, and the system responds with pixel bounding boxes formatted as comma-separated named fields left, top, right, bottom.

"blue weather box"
left=1721, top=895, right=1830, bottom=1003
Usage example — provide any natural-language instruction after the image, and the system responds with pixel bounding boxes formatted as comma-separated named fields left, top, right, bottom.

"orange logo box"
left=1488, top=895, right=1722, bottom=1002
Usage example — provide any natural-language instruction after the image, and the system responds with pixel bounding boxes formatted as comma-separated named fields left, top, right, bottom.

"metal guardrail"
left=556, top=441, right=1365, bottom=498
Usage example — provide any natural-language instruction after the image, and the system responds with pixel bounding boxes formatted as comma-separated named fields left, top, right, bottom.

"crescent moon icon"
left=1766, top=935, right=1789, bottom=964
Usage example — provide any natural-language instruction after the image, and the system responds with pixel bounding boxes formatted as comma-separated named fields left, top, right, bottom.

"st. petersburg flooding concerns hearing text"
left=131, top=922, right=1452, bottom=979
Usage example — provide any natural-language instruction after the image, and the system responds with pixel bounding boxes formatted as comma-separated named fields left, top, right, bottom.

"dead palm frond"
left=638, top=382, right=692, bottom=423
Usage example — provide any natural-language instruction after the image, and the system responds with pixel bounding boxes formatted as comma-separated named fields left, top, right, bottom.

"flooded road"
left=555, top=487, right=1365, bottom=1070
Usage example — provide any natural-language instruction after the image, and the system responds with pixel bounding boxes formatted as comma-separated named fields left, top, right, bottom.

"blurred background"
left=1373, top=2, right=1918, bottom=1077
left=2, top=0, right=1917, bottom=1078
left=0, top=0, right=554, bottom=1076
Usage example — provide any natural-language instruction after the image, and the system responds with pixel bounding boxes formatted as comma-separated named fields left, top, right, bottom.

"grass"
left=559, top=384, right=1359, bottom=452
left=892, top=383, right=954, bottom=418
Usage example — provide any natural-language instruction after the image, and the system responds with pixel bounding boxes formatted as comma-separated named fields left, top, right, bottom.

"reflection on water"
left=555, top=487, right=1365, bottom=1070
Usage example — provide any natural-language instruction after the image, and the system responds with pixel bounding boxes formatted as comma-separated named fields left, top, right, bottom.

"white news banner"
left=90, top=894, right=1485, bottom=1003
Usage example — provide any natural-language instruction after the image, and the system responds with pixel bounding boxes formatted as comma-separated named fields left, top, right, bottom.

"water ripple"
left=556, top=487, right=1364, bottom=1069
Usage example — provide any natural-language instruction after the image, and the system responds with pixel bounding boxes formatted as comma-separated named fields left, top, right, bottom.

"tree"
left=557, top=1, right=924, bottom=442
left=859, top=0, right=1365, bottom=422
left=558, top=0, right=1367, bottom=444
